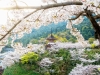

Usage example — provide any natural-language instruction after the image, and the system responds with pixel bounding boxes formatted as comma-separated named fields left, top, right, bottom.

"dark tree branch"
left=52, top=0, right=57, bottom=3
left=69, top=11, right=100, bottom=20
left=74, top=13, right=87, bottom=16
left=0, top=1, right=83, bottom=10
left=91, top=4, right=100, bottom=8
left=69, top=11, right=85, bottom=20
left=94, top=14, right=100, bottom=19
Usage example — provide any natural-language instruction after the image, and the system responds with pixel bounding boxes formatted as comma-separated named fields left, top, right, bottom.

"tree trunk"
left=84, top=8, right=100, bottom=47
left=98, top=35, right=100, bottom=47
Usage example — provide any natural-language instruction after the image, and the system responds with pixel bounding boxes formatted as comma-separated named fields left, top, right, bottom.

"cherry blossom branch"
left=0, top=1, right=83, bottom=41
left=0, top=1, right=83, bottom=10
left=0, top=9, right=38, bottom=41
left=35, top=9, right=45, bottom=22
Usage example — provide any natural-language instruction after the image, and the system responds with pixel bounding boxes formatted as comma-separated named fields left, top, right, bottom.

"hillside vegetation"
left=13, top=16, right=95, bottom=46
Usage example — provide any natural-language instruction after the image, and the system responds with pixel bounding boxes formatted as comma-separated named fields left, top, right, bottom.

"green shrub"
left=88, top=38, right=95, bottom=44
left=91, top=43, right=96, bottom=49
left=21, top=52, right=38, bottom=64
left=3, top=63, right=40, bottom=75
left=84, top=49, right=100, bottom=60
left=51, top=49, right=81, bottom=75
left=44, top=72, right=50, bottom=75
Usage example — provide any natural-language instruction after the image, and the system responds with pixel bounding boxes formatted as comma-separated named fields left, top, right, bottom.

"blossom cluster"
left=39, top=58, right=53, bottom=67
left=69, top=64, right=100, bottom=75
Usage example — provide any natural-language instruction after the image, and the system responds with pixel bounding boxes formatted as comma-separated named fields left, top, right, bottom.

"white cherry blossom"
left=39, top=58, right=53, bottom=67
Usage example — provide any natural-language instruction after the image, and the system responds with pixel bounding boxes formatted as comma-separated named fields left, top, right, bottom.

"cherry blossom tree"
left=0, top=0, right=100, bottom=47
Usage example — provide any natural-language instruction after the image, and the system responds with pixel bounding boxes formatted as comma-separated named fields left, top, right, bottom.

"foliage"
left=21, top=52, right=38, bottom=64
left=84, top=49, right=100, bottom=60
left=53, top=34, right=68, bottom=42
left=68, top=38, right=77, bottom=43
left=4, top=37, right=12, bottom=48
left=92, top=59, right=100, bottom=65
left=98, top=68, right=100, bottom=71
left=74, top=16, right=95, bottom=40
left=3, top=63, right=40, bottom=75
left=38, top=38, right=46, bottom=44
left=91, top=43, right=96, bottom=49
left=91, top=58, right=100, bottom=75
left=30, top=39, right=39, bottom=44
left=49, top=49, right=81, bottom=75
left=44, top=72, right=50, bottom=75
left=88, top=38, right=95, bottom=44
left=3, top=49, right=100, bottom=75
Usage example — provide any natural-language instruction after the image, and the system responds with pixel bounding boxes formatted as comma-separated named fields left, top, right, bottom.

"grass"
left=84, top=49, right=100, bottom=60
left=3, top=63, right=40, bottom=75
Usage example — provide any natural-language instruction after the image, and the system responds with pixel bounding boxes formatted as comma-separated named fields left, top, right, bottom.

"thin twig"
left=69, top=11, right=85, bottom=20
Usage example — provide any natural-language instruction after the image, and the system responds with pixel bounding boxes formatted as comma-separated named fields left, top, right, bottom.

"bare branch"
left=71, top=12, right=100, bottom=20
left=52, top=0, right=57, bottom=3
left=94, top=14, right=100, bottom=19
left=0, top=1, right=83, bottom=10
left=69, top=11, right=85, bottom=20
